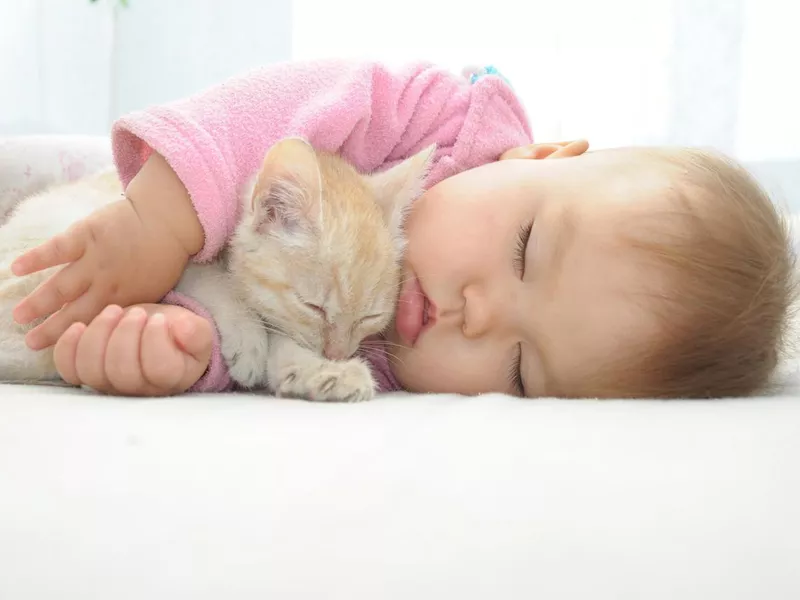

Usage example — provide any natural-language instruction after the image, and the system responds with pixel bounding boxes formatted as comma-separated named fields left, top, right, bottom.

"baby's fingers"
left=53, top=322, right=88, bottom=386
left=170, top=313, right=213, bottom=364
left=11, top=221, right=89, bottom=276
left=74, top=305, right=125, bottom=393
left=105, top=307, right=161, bottom=396
left=13, top=262, right=91, bottom=327
left=24, top=287, right=104, bottom=350
left=548, top=139, right=589, bottom=158
left=139, top=313, right=188, bottom=393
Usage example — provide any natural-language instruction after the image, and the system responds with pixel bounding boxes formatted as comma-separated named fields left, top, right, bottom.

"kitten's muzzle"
left=323, top=343, right=347, bottom=361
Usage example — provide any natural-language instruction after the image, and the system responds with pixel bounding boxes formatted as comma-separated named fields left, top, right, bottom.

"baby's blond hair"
left=595, top=148, right=796, bottom=398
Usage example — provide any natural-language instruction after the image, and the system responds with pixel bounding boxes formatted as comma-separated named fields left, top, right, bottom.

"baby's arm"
left=54, top=302, right=213, bottom=396
left=12, top=152, right=204, bottom=350
left=125, top=151, right=204, bottom=257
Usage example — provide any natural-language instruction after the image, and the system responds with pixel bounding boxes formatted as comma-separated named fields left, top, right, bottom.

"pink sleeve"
left=111, top=58, right=532, bottom=262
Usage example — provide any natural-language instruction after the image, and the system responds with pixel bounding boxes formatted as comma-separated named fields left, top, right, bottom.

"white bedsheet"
left=2, top=366, right=800, bottom=600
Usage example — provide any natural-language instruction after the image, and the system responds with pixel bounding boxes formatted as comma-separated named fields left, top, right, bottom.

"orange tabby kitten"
left=0, top=138, right=433, bottom=401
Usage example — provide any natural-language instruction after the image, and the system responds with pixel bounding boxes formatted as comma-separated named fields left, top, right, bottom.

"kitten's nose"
left=323, top=343, right=346, bottom=361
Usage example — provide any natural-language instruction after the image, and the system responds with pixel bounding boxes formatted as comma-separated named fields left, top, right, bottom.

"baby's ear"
left=250, top=137, right=322, bottom=235
left=367, top=144, right=435, bottom=238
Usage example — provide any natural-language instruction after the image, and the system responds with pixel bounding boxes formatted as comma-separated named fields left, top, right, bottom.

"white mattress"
left=2, top=363, right=800, bottom=600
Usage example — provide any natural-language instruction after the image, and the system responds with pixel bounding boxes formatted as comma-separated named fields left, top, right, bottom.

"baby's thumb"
left=171, top=314, right=213, bottom=363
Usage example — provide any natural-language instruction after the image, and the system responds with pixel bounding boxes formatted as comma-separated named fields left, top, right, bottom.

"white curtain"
left=5, top=0, right=796, bottom=161
left=0, top=0, right=115, bottom=135
left=292, top=0, right=800, bottom=164
left=0, top=0, right=291, bottom=136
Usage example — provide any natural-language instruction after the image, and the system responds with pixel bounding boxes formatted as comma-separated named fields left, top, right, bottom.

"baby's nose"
left=461, top=284, right=501, bottom=339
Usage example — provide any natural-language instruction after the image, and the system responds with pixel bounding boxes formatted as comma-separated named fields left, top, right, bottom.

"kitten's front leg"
left=266, top=335, right=376, bottom=403
left=220, top=311, right=271, bottom=389
left=175, top=264, right=270, bottom=389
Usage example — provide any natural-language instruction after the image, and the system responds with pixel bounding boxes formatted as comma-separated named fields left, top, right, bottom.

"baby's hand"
left=499, top=139, right=589, bottom=161
left=11, top=197, right=190, bottom=350
left=53, top=304, right=212, bottom=396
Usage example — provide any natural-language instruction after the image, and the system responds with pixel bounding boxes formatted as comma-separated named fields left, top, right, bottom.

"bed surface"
left=2, top=363, right=800, bottom=599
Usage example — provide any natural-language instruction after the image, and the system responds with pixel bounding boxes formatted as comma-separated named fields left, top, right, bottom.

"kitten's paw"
left=276, top=358, right=375, bottom=403
left=307, top=359, right=376, bottom=403
left=222, top=328, right=270, bottom=389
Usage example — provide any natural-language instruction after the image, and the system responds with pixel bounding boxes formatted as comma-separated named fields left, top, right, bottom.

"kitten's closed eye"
left=301, top=304, right=383, bottom=331
left=356, top=314, right=385, bottom=329
left=303, top=301, right=327, bottom=319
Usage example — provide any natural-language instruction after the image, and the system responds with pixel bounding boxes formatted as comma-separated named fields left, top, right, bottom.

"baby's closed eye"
left=513, top=219, right=534, bottom=278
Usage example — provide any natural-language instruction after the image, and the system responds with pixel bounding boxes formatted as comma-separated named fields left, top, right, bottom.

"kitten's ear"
left=367, top=144, right=436, bottom=237
left=250, top=137, right=322, bottom=234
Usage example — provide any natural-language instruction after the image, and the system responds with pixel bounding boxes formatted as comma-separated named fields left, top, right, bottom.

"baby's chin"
left=384, top=347, right=419, bottom=392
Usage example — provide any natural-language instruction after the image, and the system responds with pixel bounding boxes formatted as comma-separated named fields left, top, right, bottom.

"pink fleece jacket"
left=111, top=59, right=532, bottom=393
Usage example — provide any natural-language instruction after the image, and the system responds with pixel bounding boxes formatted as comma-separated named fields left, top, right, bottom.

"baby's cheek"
left=411, top=231, right=486, bottom=281
left=395, top=344, right=503, bottom=395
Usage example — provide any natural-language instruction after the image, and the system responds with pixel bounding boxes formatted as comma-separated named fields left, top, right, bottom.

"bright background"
left=2, top=0, right=799, bottom=197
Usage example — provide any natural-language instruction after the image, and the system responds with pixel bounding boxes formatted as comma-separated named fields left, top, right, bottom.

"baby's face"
left=386, top=148, right=669, bottom=397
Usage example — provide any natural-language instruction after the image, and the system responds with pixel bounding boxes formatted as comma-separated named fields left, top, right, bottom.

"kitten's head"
left=229, top=137, right=433, bottom=360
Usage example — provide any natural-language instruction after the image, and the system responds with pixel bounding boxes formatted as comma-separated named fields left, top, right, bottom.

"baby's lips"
left=395, top=275, right=424, bottom=347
